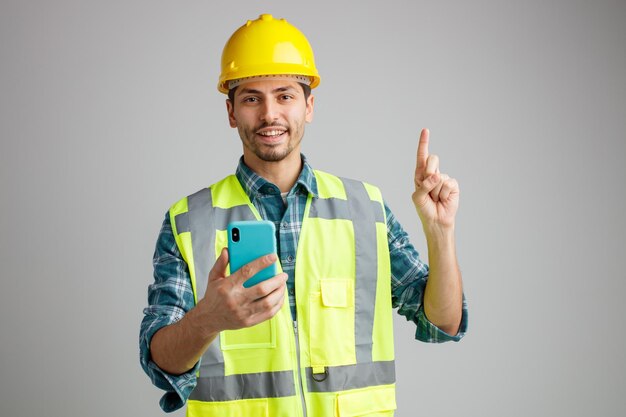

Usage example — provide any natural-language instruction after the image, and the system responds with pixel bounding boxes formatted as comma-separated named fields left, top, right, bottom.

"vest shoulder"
left=168, top=175, right=237, bottom=214
left=313, top=169, right=379, bottom=188
left=313, top=170, right=384, bottom=202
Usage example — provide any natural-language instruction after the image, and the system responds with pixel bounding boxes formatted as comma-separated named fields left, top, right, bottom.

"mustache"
left=255, top=122, right=289, bottom=131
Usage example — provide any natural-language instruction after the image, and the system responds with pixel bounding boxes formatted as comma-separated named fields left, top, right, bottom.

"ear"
left=305, top=94, right=315, bottom=123
left=226, top=99, right=237, bottom=128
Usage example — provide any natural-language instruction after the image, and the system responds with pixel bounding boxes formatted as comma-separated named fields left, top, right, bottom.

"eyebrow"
left=238, top=86, right=298, bottom=96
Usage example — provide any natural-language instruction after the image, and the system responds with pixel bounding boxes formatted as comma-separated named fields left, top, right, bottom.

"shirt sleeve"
left=386, top=203, right=468, bottom=343
left=139, top=212, right=199, bottom=412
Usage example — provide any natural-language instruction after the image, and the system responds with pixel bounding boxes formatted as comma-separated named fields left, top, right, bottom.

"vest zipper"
left=293, top=320, right=308, bottom=417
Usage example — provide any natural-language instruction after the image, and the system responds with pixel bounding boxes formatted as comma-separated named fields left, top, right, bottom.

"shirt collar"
left=235, top=154, right=318, bottom=199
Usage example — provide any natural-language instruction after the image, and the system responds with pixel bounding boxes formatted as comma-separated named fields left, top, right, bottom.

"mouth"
left=255, top=127, right=288, bottom=143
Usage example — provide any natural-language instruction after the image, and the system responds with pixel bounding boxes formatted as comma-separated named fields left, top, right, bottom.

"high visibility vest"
left=169, top=170, right=397, bottom=417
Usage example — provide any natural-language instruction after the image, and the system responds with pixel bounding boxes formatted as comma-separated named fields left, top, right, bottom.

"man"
left=140, top=14, right=467, bottom=416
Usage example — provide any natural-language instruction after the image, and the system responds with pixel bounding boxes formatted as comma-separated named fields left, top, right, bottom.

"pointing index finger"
left=417, top=128, right=430, bottom=169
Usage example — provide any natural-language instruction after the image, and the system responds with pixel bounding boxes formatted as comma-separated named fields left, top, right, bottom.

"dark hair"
left=228, top=83, right=312, bottom=108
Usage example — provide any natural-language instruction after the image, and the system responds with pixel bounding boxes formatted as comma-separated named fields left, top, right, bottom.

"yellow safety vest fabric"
left=169, top=170, right=397, bottom=417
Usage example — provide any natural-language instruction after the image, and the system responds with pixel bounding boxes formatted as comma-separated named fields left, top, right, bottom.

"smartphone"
left=227, top=220, right=278, bottom=288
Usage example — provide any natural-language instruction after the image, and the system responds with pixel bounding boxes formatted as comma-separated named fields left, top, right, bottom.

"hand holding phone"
left=227, top=220, right=278, bottom=288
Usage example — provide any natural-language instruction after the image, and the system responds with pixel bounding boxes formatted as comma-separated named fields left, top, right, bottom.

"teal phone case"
left=227, top=220, right=278, bottom=288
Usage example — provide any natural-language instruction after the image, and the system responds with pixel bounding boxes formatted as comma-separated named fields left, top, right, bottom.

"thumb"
left=208, top=247, right=229, bottom=283
left=415, top=172, right=441, bottom=197
left=412, top=172, right=441, bottom=209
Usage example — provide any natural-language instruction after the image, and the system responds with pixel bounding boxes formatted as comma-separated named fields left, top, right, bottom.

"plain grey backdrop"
left=1, top=0, right=625, bottom=416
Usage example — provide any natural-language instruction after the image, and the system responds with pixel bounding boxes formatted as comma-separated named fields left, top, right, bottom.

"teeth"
left=259, top=130, right=285, bottom=136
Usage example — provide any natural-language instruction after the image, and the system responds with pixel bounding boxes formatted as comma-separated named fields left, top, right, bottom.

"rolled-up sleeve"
left=386, top=203, right=468, bottom=343
left=139, top=212, right=199, bottom=412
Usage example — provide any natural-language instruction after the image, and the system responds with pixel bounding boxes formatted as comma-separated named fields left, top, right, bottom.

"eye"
left=242, top=96, right=259, bottom=103
left=279, top=94, right=294, bottom=101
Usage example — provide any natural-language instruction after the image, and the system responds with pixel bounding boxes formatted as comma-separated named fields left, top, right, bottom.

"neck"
left=242, top=151, right=303, bottom=193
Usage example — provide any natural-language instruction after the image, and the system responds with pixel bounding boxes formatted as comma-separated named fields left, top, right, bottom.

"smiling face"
left=226, top=79, right=314, bottom=165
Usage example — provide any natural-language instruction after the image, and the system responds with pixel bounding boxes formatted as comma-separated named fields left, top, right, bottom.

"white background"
left=1, top=1, right=625, bottom=416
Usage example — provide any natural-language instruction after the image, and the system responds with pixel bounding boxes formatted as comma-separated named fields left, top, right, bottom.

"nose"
left=260, top=99, right=279, bottom=124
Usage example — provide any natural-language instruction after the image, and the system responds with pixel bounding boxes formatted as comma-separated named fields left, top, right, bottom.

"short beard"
left=245, top=140, right=295, bottom=162
left=239, top=122, right=303, bottom=162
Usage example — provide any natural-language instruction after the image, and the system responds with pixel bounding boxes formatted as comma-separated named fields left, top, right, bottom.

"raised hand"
left=412, top=128, right=460, bottom=230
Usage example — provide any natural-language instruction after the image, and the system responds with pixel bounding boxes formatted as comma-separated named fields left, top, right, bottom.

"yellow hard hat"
left=218, top=14, right=321, bottom=94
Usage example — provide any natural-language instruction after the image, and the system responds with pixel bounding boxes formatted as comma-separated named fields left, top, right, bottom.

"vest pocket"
left=335, top=385, right=396, bottom=417
left=187, top=398, right=268, bottom=417
left=221, top=317, right=276, bottom=350
left=310, top=278, right=355, bottom=367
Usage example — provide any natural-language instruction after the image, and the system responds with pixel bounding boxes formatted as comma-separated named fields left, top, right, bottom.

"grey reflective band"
left=306, top=360, right=395, bottom=392
left=189, top=370, right=296, bottom=401
left=186, top=187, right=258, bottom=378
left=187, top=188, right=216, bottom=302
left=370, top=200, right=385, bottom=223
left=186, top=188, right=224, bottom=376
left=309, top=197, right=350, bottom=220
left=175, top=212, right=190, bottom=233
left=187, top=189, right=257, bottom=303
left=199, top=333, right=225, bottom=377
left=214, top=205, right=256, bottom=228
left=309, top=197, right=385, bottom=224
left=340, top=178, right=379, bottom=363
left=175, top=206, right=258, bottom=235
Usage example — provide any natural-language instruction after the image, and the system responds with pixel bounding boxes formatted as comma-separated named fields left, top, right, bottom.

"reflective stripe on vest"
left=187, top=360, right=396, bottom=401
left=306, top=360, right=395, bottom=392
left=306, top=178, right=386, bottom=364
left=189, top=370, right=296, bottom=401
left=169, top=171, right=395, bottom=409
left=173, top=186, right=254, bottom=377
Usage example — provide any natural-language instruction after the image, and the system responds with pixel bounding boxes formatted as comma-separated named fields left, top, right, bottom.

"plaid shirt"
left=140, top=155, right=468, bottom=412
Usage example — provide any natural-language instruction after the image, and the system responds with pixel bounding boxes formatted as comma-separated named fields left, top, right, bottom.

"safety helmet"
left=218, top=14, right=320, bottom=94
